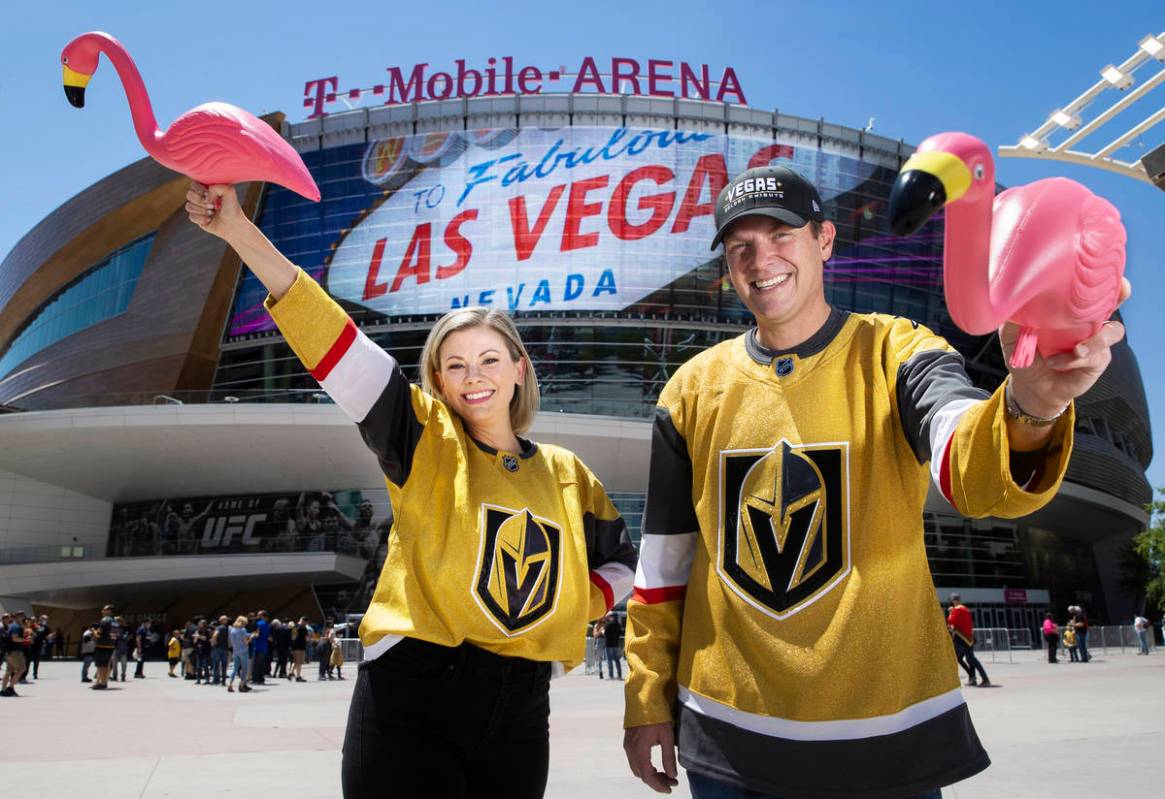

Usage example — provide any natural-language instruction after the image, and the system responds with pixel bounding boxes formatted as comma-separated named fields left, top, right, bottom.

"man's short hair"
left=949, top=594, right=961, bottom=603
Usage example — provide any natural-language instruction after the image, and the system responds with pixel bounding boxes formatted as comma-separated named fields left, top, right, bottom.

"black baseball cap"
left=711, top=166, right=825, bottom=250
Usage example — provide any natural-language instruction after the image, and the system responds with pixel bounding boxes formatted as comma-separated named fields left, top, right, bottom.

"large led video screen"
left=227, top=127, right=900, bottom=337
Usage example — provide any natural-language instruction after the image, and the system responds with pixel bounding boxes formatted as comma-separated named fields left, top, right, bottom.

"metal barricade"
left=339, top=637, right=364, bottom=662
left=971, top=627, right=1014, bottom=663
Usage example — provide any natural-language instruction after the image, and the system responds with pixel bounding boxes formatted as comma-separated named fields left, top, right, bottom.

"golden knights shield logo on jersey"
left=718, top=441, right=850, bottom=619
left=474, top=504, right=562, bottom=634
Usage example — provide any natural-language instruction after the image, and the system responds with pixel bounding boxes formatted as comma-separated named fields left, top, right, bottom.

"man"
left=947, top=594, right=989, bottom=686
left=251, top=610, right=270, bottom=685
left=1134, top=614, right=1151, bottom=655
left=272, top=617, right=292, bottom=679
left=31, top=615, right=50, bottom=679
left=134, top=619, right=151, bottom=678
left=1, top=611, right=26, bottom=697
left=212, top=616, right=231, bottom=684
left=92, top=605, right=116, bottom=690
left=603, top=612, right=624, bottom=681
left=623, top=165, right=1128, bottom=798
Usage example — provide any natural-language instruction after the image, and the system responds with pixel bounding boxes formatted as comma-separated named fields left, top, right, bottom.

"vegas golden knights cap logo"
left=474, top=505, right=562, bottom=633
left=719, top=441, right=849, bottom=619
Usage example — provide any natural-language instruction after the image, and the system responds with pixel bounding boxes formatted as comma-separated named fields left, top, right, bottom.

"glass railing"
left=104, top=533, right=379, bottom=560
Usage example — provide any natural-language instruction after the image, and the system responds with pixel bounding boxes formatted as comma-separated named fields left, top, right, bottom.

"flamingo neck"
left=84, top=33, right=161, bottom=152
left=943, top=191, right=997, bottom=334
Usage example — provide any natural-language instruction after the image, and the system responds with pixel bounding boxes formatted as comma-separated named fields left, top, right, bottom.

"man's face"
left=359, top=501, right=373, bottom=522
left=325, top=516, right=339, bottom=532
left=182, top=504, right=193, bottom=518
left=723, top=216, right=834, bottom=331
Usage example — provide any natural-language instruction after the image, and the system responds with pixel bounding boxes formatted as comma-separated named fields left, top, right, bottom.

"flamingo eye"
left=973, top=163, right=985, bottom=180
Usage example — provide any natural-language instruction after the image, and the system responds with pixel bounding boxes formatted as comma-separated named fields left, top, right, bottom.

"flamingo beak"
left=888, top=151, right=972, bottom=236
left=63, top=65, right=91, bottom=108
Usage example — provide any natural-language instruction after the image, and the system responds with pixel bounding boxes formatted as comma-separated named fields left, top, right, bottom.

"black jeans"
left=1044, top=633, right=1060, bottom=663
left=341, top=637, right=552, bottom=799
left=953, top=638, right=988, bottom=683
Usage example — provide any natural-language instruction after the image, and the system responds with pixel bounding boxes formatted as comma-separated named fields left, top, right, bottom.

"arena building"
left=0, top=90, right=1152, bottom=644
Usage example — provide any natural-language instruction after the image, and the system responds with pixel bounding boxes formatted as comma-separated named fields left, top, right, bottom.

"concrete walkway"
left=1, top=648, right=1160, bottom=798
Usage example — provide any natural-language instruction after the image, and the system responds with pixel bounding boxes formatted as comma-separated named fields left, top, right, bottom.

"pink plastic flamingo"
left=61, top=31, right=320, bottom=202
left=887, top=132, right=1125, bottom=368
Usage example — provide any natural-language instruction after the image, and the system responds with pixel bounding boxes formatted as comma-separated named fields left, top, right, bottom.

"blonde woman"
left=187, top=182, right=637, bottom=799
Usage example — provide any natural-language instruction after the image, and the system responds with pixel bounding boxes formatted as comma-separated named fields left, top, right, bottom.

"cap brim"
left=711, top=207, right=810, bottom=250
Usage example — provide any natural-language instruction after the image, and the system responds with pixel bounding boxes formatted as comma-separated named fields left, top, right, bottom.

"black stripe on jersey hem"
left=644, top=407, right=699, bottom=536
left=584, top=511, right=638, bottom=572
left=744, top=307, right=849, bottom=365
left=896, top=349, right=988, bottom=464
left=469, top=436, right=539, bottom=459
left=359, top=363, right=424, bottom=486
left=676, top=702, right=989, bottom=799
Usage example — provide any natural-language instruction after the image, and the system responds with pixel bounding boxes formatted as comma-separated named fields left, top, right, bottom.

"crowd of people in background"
left=2, top=604, right=351, bottom=697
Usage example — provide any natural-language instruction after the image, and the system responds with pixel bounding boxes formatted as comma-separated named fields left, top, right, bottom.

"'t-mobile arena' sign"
left=304, top=57, right=747, bottom=119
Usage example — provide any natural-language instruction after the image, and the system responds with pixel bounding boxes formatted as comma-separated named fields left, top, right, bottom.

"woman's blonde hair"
left=419, top=307, right=539, bottom=434
left=233, top=616, right=248, bottom=628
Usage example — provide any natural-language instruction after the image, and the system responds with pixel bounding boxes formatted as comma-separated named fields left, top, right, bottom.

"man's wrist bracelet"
left=1004, top=380, right=1068, bottom=428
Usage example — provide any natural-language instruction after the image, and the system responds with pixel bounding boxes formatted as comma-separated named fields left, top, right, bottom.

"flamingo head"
left=61, top=32, right=110, bottom=108
left=888, top=132, right=995, bottom=236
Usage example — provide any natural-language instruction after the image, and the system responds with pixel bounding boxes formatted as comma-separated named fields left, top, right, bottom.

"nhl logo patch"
left=502, top=454, right=520, bottom=472
left=775, top=357, right=794, bottom=377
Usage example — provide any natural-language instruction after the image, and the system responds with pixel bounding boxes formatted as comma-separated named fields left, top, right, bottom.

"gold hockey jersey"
left=266, top=270, right=637, bottom=667
left=624, top=309, right=1073, bottom=798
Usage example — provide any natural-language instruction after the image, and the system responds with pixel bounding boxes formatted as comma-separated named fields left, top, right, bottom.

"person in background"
left=134, top=619, right=152, bottom=678
left=593, top=617, right=608, bottom=680
left=317, top=622, right=333, bottom=681
left=603, top=612, right=624, bottom=681
left=166, top=629, right=181, bottom=677
left=227, top=615, right=253, bottom=694
left=1041, top=613, right=1060, bottom=664
left=92, top=606, right=116, bottom=690
left=329, top=625, right=346, bottom=680
left=290, top=617, right=308, bottom=682
left=251, top=610, right=271, bottom=685
left=113, top=616, right=131, bottom=682
left=212, top=616, right=231, bottom=684
left=1070, top=606, right=1091, bottom=663
left=1, top=611, right=25, bottom=697
left=947, top=595, right=990, bottom=687
left=1134, top=614, right=1151, bottom=655
left=1062, top=622, right=1079, bottom=662
left=80, top=624, right=96, bottom=682
left=30, top=615, right=49, bottom=680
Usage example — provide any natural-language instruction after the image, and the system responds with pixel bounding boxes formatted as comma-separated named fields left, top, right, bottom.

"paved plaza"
left=1, top=646, right=1160, bottom=798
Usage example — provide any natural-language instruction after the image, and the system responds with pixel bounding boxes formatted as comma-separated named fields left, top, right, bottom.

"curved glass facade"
left=0, top=233, right=154, bottom=379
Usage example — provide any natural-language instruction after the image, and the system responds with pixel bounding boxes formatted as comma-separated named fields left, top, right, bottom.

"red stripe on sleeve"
left=632, top=585, right=687, bottom=605
left=311, top=319, right=358, bottom=381
left=589, top=570, right=615, bottom=611
left=939, top=435, right=955, bottom=507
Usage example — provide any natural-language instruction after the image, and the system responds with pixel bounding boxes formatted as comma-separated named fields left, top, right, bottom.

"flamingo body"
left=890, top=132, right=1125, bottom=368
left=988, top=178, right=1125, bottom=363
left=61, top=32, right=320, bottom=202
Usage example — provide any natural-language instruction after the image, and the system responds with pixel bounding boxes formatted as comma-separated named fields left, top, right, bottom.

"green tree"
left=1131, top=488, right=1165, bottom=613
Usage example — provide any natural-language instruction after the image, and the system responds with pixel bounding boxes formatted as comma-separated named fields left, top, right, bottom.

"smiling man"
left=622, top=165, right=1129, bottom=798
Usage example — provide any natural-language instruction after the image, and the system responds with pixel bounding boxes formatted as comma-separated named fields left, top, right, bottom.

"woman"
left=289, top=617, right=308, bottom=682
left=186, top=182, right=637, bottom=799
left=1041, top=613, right=1060, bottom=664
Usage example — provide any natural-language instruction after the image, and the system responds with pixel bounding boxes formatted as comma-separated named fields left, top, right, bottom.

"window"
left=0, top=233, right=155, bottom=379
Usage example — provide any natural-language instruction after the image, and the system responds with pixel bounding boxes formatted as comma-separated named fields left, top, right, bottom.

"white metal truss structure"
left=999, top=31, right=1165, bottom=187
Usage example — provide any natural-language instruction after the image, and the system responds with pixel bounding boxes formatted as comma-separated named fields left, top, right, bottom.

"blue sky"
left=3, top=1, right=1162, bottom=493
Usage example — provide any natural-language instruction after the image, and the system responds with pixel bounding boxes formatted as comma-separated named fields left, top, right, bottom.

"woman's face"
left=434, top=325, right=525, bottom=431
